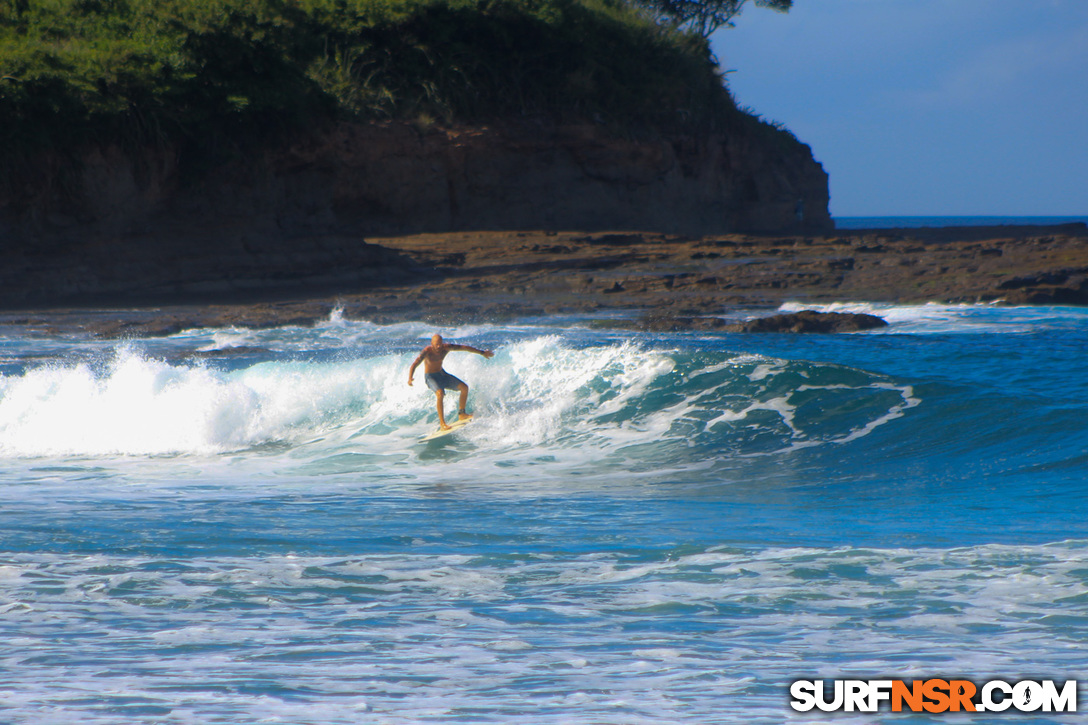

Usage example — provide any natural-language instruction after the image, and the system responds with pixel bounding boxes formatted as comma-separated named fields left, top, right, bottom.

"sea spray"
left=0, top=350, right=376, bottom=457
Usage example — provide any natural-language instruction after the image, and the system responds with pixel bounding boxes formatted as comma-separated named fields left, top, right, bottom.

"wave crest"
left=0, top=339, right=917, bottom=463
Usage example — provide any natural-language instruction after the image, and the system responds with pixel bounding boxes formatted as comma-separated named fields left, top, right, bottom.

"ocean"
left=1, top=302, right=1086, bottom=723
left=834, top=216, right=1088, bottom=229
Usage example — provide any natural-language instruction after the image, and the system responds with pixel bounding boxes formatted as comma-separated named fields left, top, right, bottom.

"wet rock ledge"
left=618, top=310, right=887, bottom=333
left=1, top=224, right=1085, bottom=338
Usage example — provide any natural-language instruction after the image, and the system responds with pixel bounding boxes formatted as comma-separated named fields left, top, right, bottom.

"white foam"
left=2, top=541, right=1085, bottom=723
left=778, top=300, right=1088, bottom=334
left=0, top=350, right=376, bottom=457
left=0, top=335, right=920, bottom=477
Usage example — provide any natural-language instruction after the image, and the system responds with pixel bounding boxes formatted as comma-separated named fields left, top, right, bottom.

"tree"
left=639, top=0, right=792, bottom=38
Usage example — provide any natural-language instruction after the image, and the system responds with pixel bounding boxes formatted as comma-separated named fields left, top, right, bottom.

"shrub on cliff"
left=0, top=0, right=739, bottom=157
left=636, top=0, right=791, bottom=39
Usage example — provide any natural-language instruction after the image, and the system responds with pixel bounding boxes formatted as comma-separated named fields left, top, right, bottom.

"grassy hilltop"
left=1, top=0, right=744, bottom=156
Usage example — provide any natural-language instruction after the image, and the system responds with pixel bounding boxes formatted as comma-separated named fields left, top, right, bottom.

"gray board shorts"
left=425, top=370, right=466, bottom=392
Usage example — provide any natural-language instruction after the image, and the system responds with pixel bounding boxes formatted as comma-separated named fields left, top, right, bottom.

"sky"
left=712, top=0, right=1088, bottom=217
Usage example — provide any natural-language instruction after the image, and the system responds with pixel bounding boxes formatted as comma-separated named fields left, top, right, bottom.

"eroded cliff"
left=0, top=119, right=830, bottom=307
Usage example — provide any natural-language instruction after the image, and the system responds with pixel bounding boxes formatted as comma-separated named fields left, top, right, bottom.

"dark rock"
left=613, top=314, right=731, bottom=332
left=618, top=308, right=877, bottom=333
left=435, top=253, right=467, bottom=267
left=998, top=286, right=1088, bottom=306
left=85, top=318, right=197, bottom=338
left=581, top=234, right=644, bottom=246
left=726, top=310, right=888, bottom=333
left=0, top=119, right=832, bottom=310
left=998, top=268, right=1086, bottom=289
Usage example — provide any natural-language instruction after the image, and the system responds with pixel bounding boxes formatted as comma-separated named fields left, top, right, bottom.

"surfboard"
left=420, top=417, right=472, bottom=441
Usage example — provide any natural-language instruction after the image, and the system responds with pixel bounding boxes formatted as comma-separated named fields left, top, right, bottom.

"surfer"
left=408, top=334, right=494, bottom=430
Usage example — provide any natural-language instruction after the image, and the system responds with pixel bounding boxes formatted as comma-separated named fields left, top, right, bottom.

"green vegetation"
left=0, top=0, right=742, bottom=157
left=637, top=0, right=791, bottom=39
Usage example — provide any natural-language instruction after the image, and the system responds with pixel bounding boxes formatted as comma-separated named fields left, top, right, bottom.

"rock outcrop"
left=0, top=119, right=830, bottom=307
left=723, top=310, right=888, bottom=333
left=994, top=267, right=1088, bottom=305
left=632, top=310, right=888, bottom=333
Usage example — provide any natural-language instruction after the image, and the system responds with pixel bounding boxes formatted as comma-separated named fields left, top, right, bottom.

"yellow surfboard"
left=420, top=417, right=472, bottom=441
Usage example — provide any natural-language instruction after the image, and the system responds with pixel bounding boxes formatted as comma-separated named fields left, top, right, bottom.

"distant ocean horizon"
left=834, top=215, right=1088, bottom=229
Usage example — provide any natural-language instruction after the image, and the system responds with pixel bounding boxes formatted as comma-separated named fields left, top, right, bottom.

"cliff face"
left=0, top=119, right=830, bottom=307
left=290, top=121, right=830, bottom=236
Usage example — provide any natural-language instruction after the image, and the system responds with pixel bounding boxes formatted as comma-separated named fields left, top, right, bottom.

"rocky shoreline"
left=0, top=120, right=829, bottom=311
left=3, top=223, right=1085, bottom=337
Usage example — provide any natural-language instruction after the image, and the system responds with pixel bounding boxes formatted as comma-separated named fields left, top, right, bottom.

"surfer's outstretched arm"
left=450, top=344, right=494, bottom=358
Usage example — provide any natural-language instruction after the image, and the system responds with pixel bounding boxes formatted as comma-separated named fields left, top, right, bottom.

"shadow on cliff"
left=0, top=118, right=830, bottom=309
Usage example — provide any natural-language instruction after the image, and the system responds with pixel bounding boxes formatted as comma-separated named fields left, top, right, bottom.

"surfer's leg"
left=435, top=389, right=450, bottom=430
left=457, top=383, right=471, bottom=420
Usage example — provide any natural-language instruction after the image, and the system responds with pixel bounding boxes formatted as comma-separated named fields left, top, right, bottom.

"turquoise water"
left=1, top=303, right=1087, bottom=723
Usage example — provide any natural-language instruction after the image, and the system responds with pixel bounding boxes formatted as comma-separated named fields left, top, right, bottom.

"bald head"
left=431, top=333, right=444, bottom=347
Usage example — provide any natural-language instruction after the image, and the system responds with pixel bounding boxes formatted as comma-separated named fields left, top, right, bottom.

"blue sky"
left=713, top=0, right=1088, bottom=216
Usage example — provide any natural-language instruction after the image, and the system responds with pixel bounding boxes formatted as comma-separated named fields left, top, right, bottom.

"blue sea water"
left=1, top=303, right=1087, bottom=723
left=834, top=216, right=1088, bottom=229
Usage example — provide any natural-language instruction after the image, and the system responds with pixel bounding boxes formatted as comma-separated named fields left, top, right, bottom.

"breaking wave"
left=0, top=337, right=916, bottom=468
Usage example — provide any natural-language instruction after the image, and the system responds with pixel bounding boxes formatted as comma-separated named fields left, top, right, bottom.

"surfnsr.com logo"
left=790, top=679, right=1077, bottom=713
